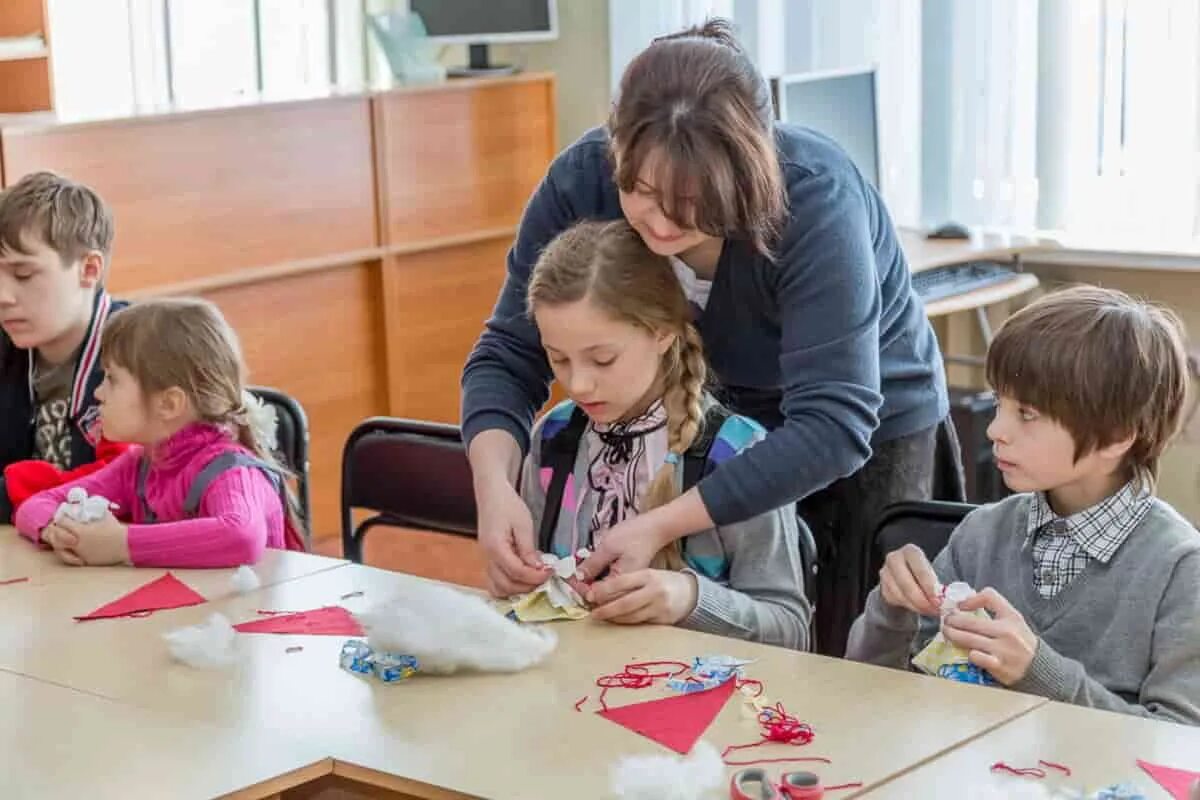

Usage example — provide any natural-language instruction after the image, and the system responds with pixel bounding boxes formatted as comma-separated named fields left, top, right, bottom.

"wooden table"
left=0, top=530, right=1050, bottom=799
left=862, top=700, right=1200, bottom=799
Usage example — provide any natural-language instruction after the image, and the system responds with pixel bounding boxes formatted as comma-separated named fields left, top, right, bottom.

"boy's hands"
left=942, top=588, right=1038, bottom=686
left=878, top=543, right=941, bottom=617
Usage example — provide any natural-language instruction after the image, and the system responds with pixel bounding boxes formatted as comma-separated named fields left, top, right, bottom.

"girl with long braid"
left=521, top=220, right=810, bottom=649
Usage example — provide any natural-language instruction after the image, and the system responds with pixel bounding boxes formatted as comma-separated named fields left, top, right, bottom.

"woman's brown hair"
left=528, top=220, right=707, bottom=569
left=609, top=18, right=785, bottom=257
left=102, top=298, right=303, bottom=533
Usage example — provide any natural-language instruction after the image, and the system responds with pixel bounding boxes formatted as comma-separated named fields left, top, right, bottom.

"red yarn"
left=823, top=783, right=864, bottom=792
left=991, top=762, right=1047, bottom=779
left=574, top=695, right=588, bottom=712
left=990, top=759, right=1072, bottom=779
left=720, top=702, right=817, bottom=765
left=0, top=577, right=29, bottom=586
left=592, top=660, right=690, bottom=711
left=1039, top=760, right=1072, bottom=776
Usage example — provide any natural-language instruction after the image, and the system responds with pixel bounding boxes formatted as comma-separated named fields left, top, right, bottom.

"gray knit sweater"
left=847, top=493, right=1200, bottom=725
left=521, top=399, right=811, bottom=650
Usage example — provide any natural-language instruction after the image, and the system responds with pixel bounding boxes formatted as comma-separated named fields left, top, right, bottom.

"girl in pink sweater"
left=15, top=298, right=306, bottom=567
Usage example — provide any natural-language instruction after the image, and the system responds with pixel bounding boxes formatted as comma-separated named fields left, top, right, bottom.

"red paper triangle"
left=598, top=677, right=736, bottom=754
left=1138, top=759, right=1200, bottom=800
left=75, top=573, right=206, bottom=621
left=233, top=606, right=363, bottom=636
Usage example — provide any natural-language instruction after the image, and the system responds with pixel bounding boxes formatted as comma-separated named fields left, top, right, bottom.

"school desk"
left=0, top=668, right=331, bottom=800
left=859, top=697, right=1200, bottom=799
left=0, top=539, right=1049, bottom=800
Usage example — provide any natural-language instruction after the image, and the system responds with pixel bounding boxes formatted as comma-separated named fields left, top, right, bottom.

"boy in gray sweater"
left=847, top=286, right=1200, bottom=725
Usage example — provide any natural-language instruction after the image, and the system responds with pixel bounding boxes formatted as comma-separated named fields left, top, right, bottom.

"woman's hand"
left=575, top=488, right=712, bottom=581
left=475, top=480, right=550, bottom=597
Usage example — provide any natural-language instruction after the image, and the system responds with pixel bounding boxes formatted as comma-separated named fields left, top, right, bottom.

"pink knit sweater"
left=15, top=423, right=288, bottom=568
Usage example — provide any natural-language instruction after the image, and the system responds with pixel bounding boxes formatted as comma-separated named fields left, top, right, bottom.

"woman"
left=461, top=20, right=956, bottom=655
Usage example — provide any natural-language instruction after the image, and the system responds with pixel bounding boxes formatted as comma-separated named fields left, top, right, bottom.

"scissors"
left=730, top=769, right=827, bottom=800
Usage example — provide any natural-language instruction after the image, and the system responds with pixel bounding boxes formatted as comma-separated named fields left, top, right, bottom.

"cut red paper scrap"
left=233, top=606, right=364, bottom=636
left=598, top=676, right=736, bottom=754
left=1138, top=759, right=1200, bottom=800
left=76, top=573, right=207, bottom=621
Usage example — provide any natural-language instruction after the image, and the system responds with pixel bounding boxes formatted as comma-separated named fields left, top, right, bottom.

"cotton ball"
left=229, top=565, right=261, bottom=594
left=66, top=487, right=87, bottom=504
left=357, top=581, right=556, bottom=674
left=610, top=741, right=724, bottom=800
left=163, top=613, right=237, bottom=669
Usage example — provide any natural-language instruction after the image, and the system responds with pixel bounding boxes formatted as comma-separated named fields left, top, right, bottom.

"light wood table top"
left=0, top=560, right=1047, bottom=799
left=0, top=669, right=329, bottom=800
left=0, top=525, right=346, bottom=589
left=862, top=700, right=1200, bottom=799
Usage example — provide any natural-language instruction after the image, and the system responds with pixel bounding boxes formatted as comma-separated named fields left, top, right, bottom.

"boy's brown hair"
left=0, top=171, right=114, bottom=265
left=608, top=18, right=785, bottom=257
left=986, top=285, right=1190, bottom=479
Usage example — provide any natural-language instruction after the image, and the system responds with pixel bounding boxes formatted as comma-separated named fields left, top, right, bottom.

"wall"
left=435, top=0, right=611, bottom=150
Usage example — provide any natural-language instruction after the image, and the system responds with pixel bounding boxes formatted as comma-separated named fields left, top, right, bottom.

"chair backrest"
left=247, top=386, right=312, bottom=541
left=868, top=500, right=977, bottom=582
left=340, top=417, right=477, bottom=561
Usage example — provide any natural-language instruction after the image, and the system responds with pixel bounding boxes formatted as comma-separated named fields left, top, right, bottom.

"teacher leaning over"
left=460, top=19, right=956, bottom=655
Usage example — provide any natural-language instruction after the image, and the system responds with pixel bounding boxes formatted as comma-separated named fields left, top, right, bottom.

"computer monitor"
left=409, top=0, right=558, bottom=77
left=771, top=66, right=881, bottom=191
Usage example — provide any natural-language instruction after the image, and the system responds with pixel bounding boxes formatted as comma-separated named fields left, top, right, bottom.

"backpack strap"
left=536, top=406, right=590, bottom=554
left=183, top=451, right=283, bottom=517
left=136, top=457, right=157, bottom=523
left=681, top=404, right=733, bottom=491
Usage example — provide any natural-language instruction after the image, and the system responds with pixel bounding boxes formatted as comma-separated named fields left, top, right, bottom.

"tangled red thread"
left=720, top=702, right=817, bottom=765
left=991, top=760, right=1072, bottom=779
left=592, top=660, right=690, bottom=711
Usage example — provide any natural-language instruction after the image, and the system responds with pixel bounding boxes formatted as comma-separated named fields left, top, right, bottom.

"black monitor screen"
left=411, top=0, right=553, bottom=39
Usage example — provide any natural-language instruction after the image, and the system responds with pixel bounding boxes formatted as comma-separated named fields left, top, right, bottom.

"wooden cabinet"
left=0, top=74, right=558, bottom=541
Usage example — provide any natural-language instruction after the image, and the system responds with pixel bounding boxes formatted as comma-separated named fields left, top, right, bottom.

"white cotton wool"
left=229, top=565, right=261, bottom=594
left=163, top=613, right=238, bottom=669
left=355, top=580, right=556, bottom=675
left=610, top=741, right=725, bottom=800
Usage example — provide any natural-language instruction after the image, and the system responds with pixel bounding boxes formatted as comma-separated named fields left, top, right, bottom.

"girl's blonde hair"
left=101, top=298, right=302, bottom=534
left=527, top=220, right=708, bottom=569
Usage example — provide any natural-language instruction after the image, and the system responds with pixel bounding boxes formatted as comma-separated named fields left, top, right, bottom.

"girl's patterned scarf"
left=585, top=400, right=668, bottom=543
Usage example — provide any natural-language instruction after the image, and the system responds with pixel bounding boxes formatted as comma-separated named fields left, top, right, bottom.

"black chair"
left=867, top=500, right=977, bottom=584
left=340, top=417, right=477, bottom=564
left=248, top=385, right=312, bottom=544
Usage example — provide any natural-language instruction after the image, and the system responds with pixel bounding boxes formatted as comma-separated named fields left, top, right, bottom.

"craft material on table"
left=234, top=606, right=364, bottom=636
left=76, top=573, right=206, bottom=621
left=1138, top=760, right=1200, bottom=800
left=912, top=580, right=997, bottom=685
left=610, top=741, right=724, bottom=800
left=163, top=613, right=237, bottom=669
left=599, top=675, right=738, bottom=755
left=357, top=579, right=556, bottom=674
left=495, top=551, right=589, bottom=622
left=340, top=639, right=419, bottom=683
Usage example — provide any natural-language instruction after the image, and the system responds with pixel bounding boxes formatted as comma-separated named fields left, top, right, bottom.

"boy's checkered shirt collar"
left=1025, top=477, right=1153, bottom=563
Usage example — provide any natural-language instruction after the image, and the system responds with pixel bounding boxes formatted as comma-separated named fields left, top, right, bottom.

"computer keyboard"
left=911, top=261, right=1018, bottom=304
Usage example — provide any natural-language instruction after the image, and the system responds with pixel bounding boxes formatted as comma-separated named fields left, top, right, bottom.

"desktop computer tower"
left=949, top=387, right=1011, bottom=504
